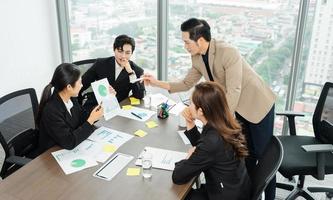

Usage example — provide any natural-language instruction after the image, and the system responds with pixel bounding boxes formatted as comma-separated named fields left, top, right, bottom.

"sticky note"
left=126, top=168, right=141, bottom=176
left=102, top=144, right=117, bottom=153
left=130, top=97, right=140, bottom=105
left=134, top=129, right=147, bottom=137
left=146, top=121, right=158, bottom=128
left=122, top=105, right=133, bottom=110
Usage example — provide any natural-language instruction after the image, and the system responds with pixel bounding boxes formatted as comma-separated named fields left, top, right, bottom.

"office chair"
left=0, top=88, right=39, bottom=178
left=250, top=136, right=283, bottom=200
left=276, top=82, right=333, bottom=200
left=73, top=59, right=97, bottom=106
left=0, top=131, right=31, bottom=178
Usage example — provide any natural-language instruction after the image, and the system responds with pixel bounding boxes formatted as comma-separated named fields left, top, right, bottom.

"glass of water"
left=143, top=95, right=151, bottom=109
left=142, top=152, right=152, bottom=179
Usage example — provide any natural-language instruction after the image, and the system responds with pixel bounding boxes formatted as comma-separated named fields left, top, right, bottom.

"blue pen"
left=131, top=112, right=142, bottom=119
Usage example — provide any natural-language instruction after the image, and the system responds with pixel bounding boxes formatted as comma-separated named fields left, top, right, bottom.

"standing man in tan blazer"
left=143, top=18, right=277, bottom=200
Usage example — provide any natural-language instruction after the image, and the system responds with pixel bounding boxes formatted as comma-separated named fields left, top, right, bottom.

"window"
left=67, top=0, right=158, bottom=76
left=295, top=0, right=333, bottom=136
left=168, top=0, right=300, bottom=135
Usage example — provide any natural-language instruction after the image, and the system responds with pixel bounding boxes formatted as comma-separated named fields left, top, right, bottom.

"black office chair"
left=250, top=136, right=283, bottom=200
left=276, top=82, right=333, bottom=200
left=73, top=58, right=97, bottom=75
left=0, top=88, right=39, bottom=178
left=0, top=131, right=31, bottom=178
left=73, top=59, right=97, bottom=107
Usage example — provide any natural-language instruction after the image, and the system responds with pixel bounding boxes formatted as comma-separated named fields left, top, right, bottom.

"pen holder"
left=157, top=103, right=169, bottom=119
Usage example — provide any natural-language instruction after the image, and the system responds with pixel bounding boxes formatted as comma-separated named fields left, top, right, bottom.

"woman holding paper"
left=172, top=82, right=251, bottom=200
left=36, top=63, right=104, bottom=154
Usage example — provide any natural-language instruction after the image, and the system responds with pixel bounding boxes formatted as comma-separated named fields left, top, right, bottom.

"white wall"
left=0, top=0, right=61, bottom=99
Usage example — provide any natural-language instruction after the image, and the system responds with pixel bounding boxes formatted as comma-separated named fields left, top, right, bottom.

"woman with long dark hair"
left=36, top=63, right=103, bottom=153
left=172, top=82, right=251, bottom=200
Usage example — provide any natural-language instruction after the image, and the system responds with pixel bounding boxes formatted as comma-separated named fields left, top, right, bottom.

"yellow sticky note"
left=122, top=105, right=133, bottom=110
left=126, top=168, right=141, bottom=176
left=103, top=144, right=117, bottom=153
left=146, top=120, right=158, bottom=128
left=130, top=97, right=140, bottom=105
left=134, top=129, right=147, bottom=137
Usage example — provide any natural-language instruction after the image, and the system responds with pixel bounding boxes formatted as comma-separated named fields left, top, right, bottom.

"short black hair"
left=181, top=18, right=211, bottom=42
left=113, top=34, right=135, bottom=52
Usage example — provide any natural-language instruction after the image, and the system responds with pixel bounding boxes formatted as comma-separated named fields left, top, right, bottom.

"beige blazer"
left=169, top=39, right=276, bottom=123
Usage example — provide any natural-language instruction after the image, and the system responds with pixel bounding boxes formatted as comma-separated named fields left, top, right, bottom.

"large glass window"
left=168, top=0, right=300, bottom=135
left=293, top=0, right=333, bottom=136
left=68, top=0, right=157, bottom=76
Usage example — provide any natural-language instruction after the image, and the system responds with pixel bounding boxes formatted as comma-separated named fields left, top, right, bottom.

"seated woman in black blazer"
left=172, top=82, right=251, bottom=200
left=79, top=34, right=145, bottom=111
left=36, top=63, right=104, bottom=153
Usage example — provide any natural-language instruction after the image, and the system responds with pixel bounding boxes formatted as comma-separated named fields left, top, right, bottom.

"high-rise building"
left=304, top=0, right=333, bottom=86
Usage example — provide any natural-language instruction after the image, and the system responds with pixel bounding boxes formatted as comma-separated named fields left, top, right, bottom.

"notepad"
left=122, top=105, right=133, bottom=110
left=93, top=153, right=133, bottom=181
left=146, top=121, right=158, bottom=128
left=129, top=97, right=140, bottom=105
left=134, top=129, right=147, bottom=137
left=126, top=168, right=140, bottom=176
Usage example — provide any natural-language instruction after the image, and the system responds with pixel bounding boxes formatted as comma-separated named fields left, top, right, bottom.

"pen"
left=131, top=112, right=142, bottom=119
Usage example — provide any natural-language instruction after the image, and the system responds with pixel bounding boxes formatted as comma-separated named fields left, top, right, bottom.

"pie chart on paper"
left=71, top=159, right=86, bottom=168
left=98, top=85, right=108, bottom=97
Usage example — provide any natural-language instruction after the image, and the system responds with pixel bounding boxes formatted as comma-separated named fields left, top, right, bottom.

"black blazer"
left=172, top=125, right=251, bottom=200
left=38, top=93, right=95, bottom=153
left=79, top=56, right=145, bottom=110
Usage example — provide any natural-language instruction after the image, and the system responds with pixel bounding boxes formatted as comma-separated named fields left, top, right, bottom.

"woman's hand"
left=87, top=103, right=104, bottom=125
left=186, top=147, right=196, bottom=159
left=109, top=85, right=117, bottom=96
left=181, top=107, right=195, bottom=130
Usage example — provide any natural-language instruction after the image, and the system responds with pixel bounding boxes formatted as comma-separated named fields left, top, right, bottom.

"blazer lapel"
left=54, top=94, right=76, bottom=128
left=109, top=57, right=116, bottom=84
left=115, top=68, right=128, bottom=82
left=208, top=39, right=216, bottom=80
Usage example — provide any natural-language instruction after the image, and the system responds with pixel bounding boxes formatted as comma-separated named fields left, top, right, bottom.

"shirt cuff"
left=129, top=72, right=137, bottom=82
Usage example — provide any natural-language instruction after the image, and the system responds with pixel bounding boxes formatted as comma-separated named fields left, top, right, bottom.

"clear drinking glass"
left=143, top=95, right=151, bottom=108
left=142, top=152, right=152, bottom=179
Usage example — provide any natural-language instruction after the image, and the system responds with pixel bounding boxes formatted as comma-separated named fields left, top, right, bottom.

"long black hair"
left=36, top=63, right=80, bottom=126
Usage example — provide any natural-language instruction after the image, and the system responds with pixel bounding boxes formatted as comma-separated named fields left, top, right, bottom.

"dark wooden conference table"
left=0, top=99, right=194, bottom=200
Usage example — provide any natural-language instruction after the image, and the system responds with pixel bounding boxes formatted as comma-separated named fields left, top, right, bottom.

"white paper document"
left=177, top=130, right=191, bottom=145
left=118, top=106, right=155, bottom=122
left=91, top=78, right=121, bottom=120
left=52, top=149, right=98, bottom=175
left=52, top=127, right=134, bottom=175
left=169, top=102, right=187, bottom=115
left=130, top=77, right=143, bottom=83
left=135, top=147, right=187, bottom=171
left=88, top=127, right=134, bottom=147
left=150, top=93, right=176, bottom=109
left=73, top=139, right=116, bottom=163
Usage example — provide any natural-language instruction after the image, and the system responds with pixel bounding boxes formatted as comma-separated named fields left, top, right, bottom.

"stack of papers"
left=52, top=127, right=133, bottom=175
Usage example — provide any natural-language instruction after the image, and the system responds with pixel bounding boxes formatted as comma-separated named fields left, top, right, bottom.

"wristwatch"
left=128, top=71, right=135, bottom=75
